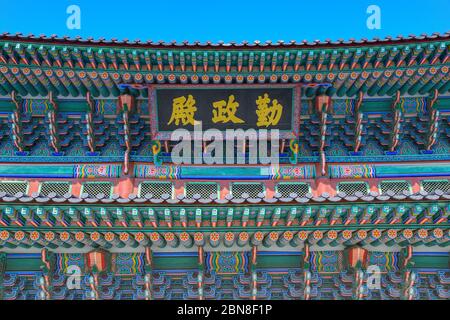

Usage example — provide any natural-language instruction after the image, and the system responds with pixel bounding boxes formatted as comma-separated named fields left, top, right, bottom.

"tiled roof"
left=1, top=31, right=449, bottom=49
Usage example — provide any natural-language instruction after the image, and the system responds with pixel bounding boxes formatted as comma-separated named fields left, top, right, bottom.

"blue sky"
left=0, top=0, right=449, bottom=42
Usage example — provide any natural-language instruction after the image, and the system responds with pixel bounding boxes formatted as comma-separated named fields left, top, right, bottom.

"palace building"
left=0, top=32, right=448, bottom=300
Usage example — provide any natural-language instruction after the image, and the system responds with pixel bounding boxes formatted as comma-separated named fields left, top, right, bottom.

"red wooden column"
left=71, top=181, right=82, bottom=197
left=116, top=177, right=135, bottom=198
left=28, top=180, right=40, bottom=196
left=174, top=180, right=184, bottom=198
left=220, top=181, right=229, bottom=200
left=315, top=172, right=335, bottom=196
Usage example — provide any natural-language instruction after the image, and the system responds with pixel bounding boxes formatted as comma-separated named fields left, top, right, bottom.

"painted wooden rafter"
left=316, top=95, right=331, bottom=176
left=15, top=44, right=29, bottom=65
left=425, top=89, right=440, bottom=151
left=3, top=43, right=18, bottom=64
left=131, top=50, right=141, bottom=71
left=118, top=49, right=129, bottom=70
left=0, top=62, right=447, bottom=99
left=10, top=91, right=24, bottom=152
left=282, top=51, right=290, bottom=71
left=429, top=43, right=446, bottom=65
left=49, top=47, right=63, bottom=68
left=259, top=52, right=265, bottom=72
left=71, top=48, right=84, bottom=69
left=226, top=52, right=231, bottom=73
left=316, top=50, right=326, bottom=71
left=396, top=46, right=410, bottom=67
left=293, top=51, right=302, bottom=71
left=237, top=52, right=243, bottom=73
left=213, top=52, right=219, bottom=73
left=60, top=47, right=74, bottom=68
left=303, top=243, right=311, bottom=300
left=143, top=51, right=152, bottom=71
left=389, top=91, right=402, bottom=152
left=106, top=49, right=118, bottom=70
left=350, top=49, right=364, bottom=70
left=326, top=50, right=337, bottom=70
left=248, top=52, right=255, bottom=72
left=86, top=48, right=97, bottom=69
left=399, top=246, right=415, bottom=300
left=354, top=91, right=364, bottom=152
left=251, top=245, right=258, bottom=300
left=89, top=271, right=100, bottom=300
left=0, top=45, right=7, bottom=64
left=305, top=51, right=314, bottom=71
left=144, top=247, right=153, bottom=300
left=271, top=52, right=278, bottom=72
left=39, top=248, right=52, bottom=300
left=117, top=94, right=134, bottom=175
left=47, top=91, right=59, bottom=153
left=362, top=48, right=376, bottom=69
left=339, top=49, right=352, bottom=70
left=198, top=246, right=204, bottom=300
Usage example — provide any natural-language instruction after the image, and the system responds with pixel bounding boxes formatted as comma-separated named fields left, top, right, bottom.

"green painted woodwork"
left=0, top=99, right=92, bottom=113
left=0, top=164, right=121, bottom=179
left=376, top=164, right=450, bottom=177
left=0, top=253, right=5, bottom=273
left=0, top=165, right=74, bottom=178
left=182, top=166, right=270, bottom=178
left=412, top=255, right=449, bottom=269
left=2, top=252, right=446, bottom=273
left=257, top=254, right=303, bottom=269
left=153, top=255, right=197, bottom=270
left=0, top=95, right=449, bottom=118
left=360, top=100, right=392, bottom=112
left=0, top=99, right=15, bottom=112
left=436, top=98, right=450, bottom=110
left=5, top=256, right=41, bottom=271
left=57, top=100, right=90, bottom=112
left=330, top=164, right=450, bottom=179
left=0, top=163, right=305, bottom=179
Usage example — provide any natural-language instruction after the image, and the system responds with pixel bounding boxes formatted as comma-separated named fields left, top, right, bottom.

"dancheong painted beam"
left=0, top=32, right=448, bottom=300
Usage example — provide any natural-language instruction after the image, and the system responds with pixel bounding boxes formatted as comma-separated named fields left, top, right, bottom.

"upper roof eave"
left=0, top=31, right=449, bottom=50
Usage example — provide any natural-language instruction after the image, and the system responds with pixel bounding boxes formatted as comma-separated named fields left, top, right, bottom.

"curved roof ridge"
left=0, top=31, right=449, bottom=49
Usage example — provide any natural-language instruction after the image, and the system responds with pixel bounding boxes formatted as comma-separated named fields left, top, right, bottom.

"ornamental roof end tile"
left=328, top=197, right=342, bottom=202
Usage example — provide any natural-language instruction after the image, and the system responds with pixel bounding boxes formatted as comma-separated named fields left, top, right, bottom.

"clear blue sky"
left=0, top=0, right=449, bottom=42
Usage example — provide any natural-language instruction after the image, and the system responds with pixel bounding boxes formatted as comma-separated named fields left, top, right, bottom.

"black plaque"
left=154, top=87, right=294, bottom=132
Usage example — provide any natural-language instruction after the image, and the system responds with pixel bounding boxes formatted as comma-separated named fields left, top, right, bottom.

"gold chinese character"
left=168, top=95, right=198, bottom=126
left=256, top=93, right=283, bottom=127
left=212, top=94, right=244, bottom=124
